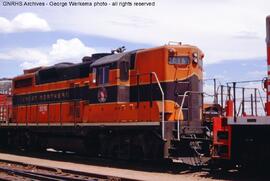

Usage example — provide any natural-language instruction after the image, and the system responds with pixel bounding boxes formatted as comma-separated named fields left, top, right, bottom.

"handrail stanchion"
left=242, top=88, right=245, bottom=115
left=177, top=91, right=189, bottom=140
left=228, top=86, right=231, bottom=100
left=255, top=89, right=258, bottom=116
left=151, top=72, right=165, bottom=140
left=251, top=94, right=254, bottom=116
left=221, top=85, right=224, bottom=115
left=233, top=82, right=236, bottom=122
left=177, top=91, right=203, bottom=140
left=258, top=90, right=266, bottom=114
left=214, top=78, right=217, bottom=104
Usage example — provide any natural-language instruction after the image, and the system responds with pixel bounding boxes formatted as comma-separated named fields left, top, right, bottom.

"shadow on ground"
left=1, top=149, right=270, bottom=181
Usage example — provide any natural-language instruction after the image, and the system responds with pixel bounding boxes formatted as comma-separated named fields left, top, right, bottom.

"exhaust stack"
left=266, top=16, right=270, bottom=115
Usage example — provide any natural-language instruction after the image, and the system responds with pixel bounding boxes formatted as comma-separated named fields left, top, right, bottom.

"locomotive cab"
left=85, top=44, right=204, bottom=127
left=90, top=52, right=132, bottom=103
left=88, top=51, right=142, bottom=122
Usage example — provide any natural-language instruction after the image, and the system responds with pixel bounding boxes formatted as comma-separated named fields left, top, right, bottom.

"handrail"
left=237, top=101, right=243, bottom=117
left=228, top=85, right=266, bottom=117
left=150, top=72, right=165, bottom=140
left=133, top=72, right=165, bottom=140
left=257, top=89, right=266, bottom=114
left=177, top=91, right=203, bottom=140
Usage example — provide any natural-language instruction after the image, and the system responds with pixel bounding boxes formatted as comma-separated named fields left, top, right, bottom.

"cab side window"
left=120, top=61, right=129, bottom=81
left=97, top=66, right=109, bottom=85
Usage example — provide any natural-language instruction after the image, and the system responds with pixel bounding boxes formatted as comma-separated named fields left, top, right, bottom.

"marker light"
left=168, top=48, right=176, bottom=56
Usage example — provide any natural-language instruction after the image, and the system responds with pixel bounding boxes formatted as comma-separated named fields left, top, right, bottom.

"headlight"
left=192, top=52, right=198, bottom=64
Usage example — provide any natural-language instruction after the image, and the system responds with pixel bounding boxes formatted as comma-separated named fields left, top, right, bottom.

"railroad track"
left=0, top=149, right=188, bottom=173
left=0, top=151, right=268, bottom=181
left=0, top=159, right=137, bottom=181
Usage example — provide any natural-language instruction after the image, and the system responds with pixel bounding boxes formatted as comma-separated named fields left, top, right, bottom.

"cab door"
left=73, top=83, right=81, bottom=123
left=118, top=61, right=130, bottom=102
left=118, top=61, right=133, bottom=121
left=89, top=65, right=116, bottom=122
left=69, top=82, right=81, bottom=124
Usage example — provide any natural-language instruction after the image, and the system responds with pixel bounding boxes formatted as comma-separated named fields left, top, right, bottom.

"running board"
left=227, top=116, right=270, bottom=125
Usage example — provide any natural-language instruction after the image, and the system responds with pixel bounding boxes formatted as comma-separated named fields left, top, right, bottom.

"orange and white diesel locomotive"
left=3, top=43, right=209, bottom=164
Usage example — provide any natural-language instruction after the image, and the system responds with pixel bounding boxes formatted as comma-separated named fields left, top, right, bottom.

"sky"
left=0, top=0, right=270, bottom=107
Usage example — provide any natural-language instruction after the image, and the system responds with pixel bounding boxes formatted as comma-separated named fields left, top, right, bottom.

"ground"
left=0, top=152, right=268, bottom=181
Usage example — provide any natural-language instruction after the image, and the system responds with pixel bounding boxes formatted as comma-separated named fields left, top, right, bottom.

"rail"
left=177, top=91, right=203, bottom=140
left=0, top=159, right=137, bottom=181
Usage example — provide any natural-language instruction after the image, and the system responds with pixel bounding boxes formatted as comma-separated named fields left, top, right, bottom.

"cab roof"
left=90, top=50, right=137, bottom=67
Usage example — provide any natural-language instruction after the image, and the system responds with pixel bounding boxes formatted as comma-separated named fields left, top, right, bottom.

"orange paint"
left=12, top=44, right=203, bottom=124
